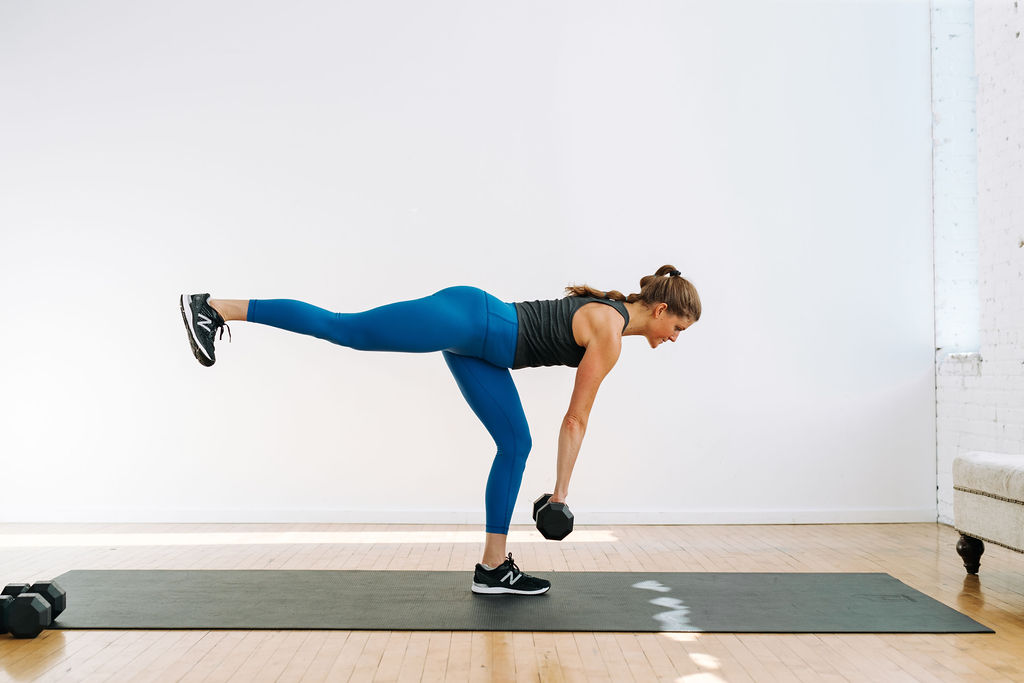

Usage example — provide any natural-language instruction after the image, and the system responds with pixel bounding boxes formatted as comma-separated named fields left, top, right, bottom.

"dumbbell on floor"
left=1, top=581, right=67, bottom=639
left=532, top=493, right=574, bottom=540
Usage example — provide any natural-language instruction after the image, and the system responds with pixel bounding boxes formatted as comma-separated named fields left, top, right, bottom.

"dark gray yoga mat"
left=51, top=570, right=992, bottom=633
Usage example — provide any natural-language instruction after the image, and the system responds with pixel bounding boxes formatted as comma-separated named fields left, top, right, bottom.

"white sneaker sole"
left=471, top=582, right=550, bottom=595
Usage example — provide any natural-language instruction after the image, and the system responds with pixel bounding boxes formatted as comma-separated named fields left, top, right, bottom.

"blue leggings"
left=246, top=286, right=529, bottom=535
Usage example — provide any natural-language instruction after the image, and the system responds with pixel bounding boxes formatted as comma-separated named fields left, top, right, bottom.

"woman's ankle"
left=481, top=531, right=508, bottom=568
left=209, top=299, right=248, bottom=322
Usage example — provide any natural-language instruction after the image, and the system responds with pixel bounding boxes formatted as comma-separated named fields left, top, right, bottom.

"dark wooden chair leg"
left=956, top=533, right=985, bottom=575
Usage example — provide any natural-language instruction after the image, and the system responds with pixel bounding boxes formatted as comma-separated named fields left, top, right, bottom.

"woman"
left=180, top=264, right=701, bottom=596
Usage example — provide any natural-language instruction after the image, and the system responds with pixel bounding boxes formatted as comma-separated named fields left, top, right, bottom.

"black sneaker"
left=179, top=293, right=231, bottom=367
left=471, top=553, right=550, bottom=595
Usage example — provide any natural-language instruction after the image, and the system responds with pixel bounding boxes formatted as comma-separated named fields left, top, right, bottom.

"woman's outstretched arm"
left=552, top=332, right=621, bottom=501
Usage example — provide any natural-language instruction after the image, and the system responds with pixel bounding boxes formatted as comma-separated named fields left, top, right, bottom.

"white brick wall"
left=933, top=0, right=980, bottom=359
left=935, top=0, right=1024, bottom=524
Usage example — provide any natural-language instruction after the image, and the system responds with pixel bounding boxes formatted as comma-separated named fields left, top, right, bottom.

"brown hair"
left=565, top=265, right=701, bottom=321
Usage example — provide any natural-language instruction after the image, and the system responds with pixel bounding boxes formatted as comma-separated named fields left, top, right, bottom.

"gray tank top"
left=512, top=297, right=630, bottom=369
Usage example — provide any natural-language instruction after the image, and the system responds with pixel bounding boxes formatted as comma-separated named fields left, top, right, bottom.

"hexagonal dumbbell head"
left=29, top=581, right=66, bottom=620
left=0, top=594, right=13, bottom=634
left=8, top=593, right=51, bottom=638
left=1, top=583, right=31, bottom=598
left=532, top=493, right=553, bottom=522
left=536, top=501, right=574, bottom=541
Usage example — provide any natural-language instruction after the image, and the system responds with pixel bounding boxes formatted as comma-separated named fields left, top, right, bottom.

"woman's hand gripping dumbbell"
left=532, top=493, right=574, bottom=540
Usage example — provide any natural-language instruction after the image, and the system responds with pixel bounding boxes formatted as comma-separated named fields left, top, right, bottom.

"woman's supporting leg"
left=220, top=287, right=488, bottom=355
left=442, top=351, right=532, bottom=568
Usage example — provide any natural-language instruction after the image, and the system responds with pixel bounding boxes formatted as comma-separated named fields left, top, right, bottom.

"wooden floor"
left=0, top=522, right=1022, bottom=682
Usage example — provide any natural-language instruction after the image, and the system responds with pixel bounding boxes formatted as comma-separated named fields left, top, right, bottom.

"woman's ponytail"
left=566, top=265, right=701, bottom=321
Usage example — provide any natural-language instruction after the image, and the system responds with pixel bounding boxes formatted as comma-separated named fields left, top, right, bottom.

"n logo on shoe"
left=501, top=571, right=522, bottom=585
left=197, top=314, right=213, bottom=332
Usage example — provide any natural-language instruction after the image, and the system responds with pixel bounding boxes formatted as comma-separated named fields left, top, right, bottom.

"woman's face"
left=648, top=307, right=694, bottom=348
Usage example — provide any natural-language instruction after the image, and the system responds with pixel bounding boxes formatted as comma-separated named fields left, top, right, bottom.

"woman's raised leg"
left=230, top=287, right=487, bottom=355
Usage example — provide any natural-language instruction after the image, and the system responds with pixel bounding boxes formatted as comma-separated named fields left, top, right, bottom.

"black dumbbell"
left=1, top=581, right=67, bottom=639
left=532, top=493, right=574, bottom=540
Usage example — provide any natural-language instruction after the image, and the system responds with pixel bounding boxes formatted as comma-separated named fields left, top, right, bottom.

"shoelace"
left=503, top=552, right=519, bottom=575
left=216, top=321, right=232, bottom=343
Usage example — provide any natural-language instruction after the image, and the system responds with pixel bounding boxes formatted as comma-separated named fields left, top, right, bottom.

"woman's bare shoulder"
left=572, top=301, right=625, bottom=347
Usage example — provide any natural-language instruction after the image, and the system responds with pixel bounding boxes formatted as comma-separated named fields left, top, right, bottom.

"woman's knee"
left=499, top=429, right=532, bottom=463
left=520, top=431, right=533, bottom=459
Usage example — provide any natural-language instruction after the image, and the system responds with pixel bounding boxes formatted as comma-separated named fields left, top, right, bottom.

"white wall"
left=936, top=0, right=1024, bottom=524
left=0, top=0, right=937, bottom=525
